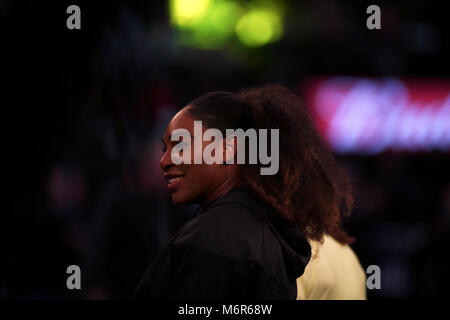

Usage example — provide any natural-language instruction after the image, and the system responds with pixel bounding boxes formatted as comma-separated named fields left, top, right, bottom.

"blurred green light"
left=170, top=0, right=212, bottom=27
left=170, top=0, right=284, bottom=50
left=209, top=1, right=242, bottom=37
left=235, top=8, right=283, bottom=47
left=175, top=0, right=242, bottom=50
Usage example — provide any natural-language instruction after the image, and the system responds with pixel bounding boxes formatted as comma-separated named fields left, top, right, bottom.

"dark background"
left=3, top=0, right=449, bottom=299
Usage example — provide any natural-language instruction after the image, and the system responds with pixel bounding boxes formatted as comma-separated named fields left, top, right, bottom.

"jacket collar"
left=194, top=186, right=251, bottom=216
left=194, top=186, right=311, bottom=280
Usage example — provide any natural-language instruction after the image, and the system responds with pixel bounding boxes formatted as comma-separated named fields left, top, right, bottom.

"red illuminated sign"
left=303, top=77, right=450, bottom=154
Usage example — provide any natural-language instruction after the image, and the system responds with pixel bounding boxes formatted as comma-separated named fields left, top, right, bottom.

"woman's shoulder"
left=173, top=198, right=266, bottom=261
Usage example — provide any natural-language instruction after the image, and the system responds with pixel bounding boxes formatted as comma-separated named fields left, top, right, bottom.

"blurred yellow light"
left=171, top=0, right=212, bottom=26
left=235, top=8, right=283, bottom=47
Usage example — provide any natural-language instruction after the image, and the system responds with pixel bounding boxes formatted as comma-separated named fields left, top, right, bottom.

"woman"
left=134, top=84, right=359, bottom=299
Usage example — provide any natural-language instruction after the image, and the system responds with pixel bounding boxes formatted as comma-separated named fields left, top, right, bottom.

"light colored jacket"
left=296, top=234, right=367, bottom=300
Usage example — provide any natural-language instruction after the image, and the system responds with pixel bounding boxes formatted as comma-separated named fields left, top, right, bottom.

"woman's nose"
left=160, top=149, right=174, bottom=171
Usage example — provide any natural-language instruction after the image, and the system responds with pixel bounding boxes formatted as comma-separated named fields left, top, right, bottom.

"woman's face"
left=160, top=107, right=233, bottom=205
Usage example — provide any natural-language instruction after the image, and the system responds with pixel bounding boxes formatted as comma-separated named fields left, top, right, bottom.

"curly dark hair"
left=187, top=84, right=355, bottom=245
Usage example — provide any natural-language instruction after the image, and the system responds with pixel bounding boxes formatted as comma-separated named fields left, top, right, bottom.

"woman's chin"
left=171, top=191, right=198, bottom=205
left=170, top=191, right=188, bottom=205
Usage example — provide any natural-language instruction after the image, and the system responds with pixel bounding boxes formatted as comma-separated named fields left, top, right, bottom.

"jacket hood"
left=196, top=187, right=311, bottom=280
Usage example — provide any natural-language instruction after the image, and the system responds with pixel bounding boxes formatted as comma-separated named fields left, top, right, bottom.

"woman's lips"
left=167, top=176, right=184, bottom=191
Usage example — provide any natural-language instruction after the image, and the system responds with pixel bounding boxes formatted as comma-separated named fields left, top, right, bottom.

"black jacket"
left=134, top=187, right=311, bottom=299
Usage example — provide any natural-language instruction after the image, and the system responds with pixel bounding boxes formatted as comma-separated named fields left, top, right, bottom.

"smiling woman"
left=134, top=84, right=359, bottom=299
left=159, top=105, right=242, bottom=205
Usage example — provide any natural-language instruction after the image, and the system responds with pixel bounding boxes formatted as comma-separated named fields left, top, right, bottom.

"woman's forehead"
left=165, top=107, right=194, bottom=136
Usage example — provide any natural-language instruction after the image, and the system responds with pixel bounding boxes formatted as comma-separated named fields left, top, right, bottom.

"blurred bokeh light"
left=170, top=0, right=283, bottom=49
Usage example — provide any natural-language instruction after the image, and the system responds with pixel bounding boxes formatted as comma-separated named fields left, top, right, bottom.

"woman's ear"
left=223, top=135, right=237, bottom=164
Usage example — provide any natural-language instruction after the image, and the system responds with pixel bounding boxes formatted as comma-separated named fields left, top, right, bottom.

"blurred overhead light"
left=209, top=1, right=242, bottom=37
left=170, top=0, right=284, bottom=49
left=171, top=0, right=242, bottom=49
left=170, top=0, right=212, bottom=27
left=235, top=8, right=283, bottom=47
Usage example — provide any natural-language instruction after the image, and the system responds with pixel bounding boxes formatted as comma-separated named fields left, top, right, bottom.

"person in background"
left=297, top=234, right=367, bottom=300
